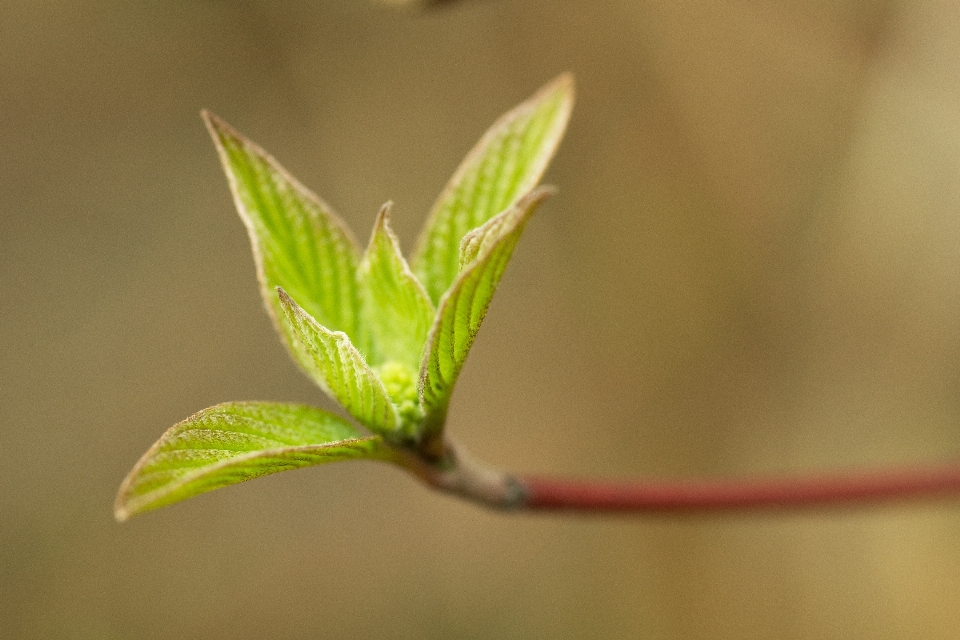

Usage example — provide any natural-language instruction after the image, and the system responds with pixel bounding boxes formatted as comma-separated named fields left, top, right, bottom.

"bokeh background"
left=4, top=0, right=960, bottom=638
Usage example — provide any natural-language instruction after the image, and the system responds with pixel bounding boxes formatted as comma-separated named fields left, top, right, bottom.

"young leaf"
left=114, top=402, right=388, bottom=521
left=418, top=187, right=554, bottom=434
left=278, top=288, right=400, bottom=435
left=360, top=203, right=435, bottom=372
left=412, top=73, right=574, bottom=304
left=203, top=112, right=368, bottom=372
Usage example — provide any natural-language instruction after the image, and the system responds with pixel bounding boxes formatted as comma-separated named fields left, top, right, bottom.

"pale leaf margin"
left=114, top=402, right=393, bottom=521
left=412, top=73, right=574, bottom=304
left=203, top=112, right=367, bottom=372
left=278, top=288, right=401, bottom=435
left=418, top=186, right=554, bottom=437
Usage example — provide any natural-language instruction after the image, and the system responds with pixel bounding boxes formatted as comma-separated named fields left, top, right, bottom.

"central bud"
left=374, top=360, right=423, bottom=437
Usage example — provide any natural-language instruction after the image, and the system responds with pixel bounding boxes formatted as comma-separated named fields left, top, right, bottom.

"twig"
left=403, top=440, right=960, bottom=514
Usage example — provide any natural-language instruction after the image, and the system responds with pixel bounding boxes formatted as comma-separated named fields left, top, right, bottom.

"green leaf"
left=360, top=203, right=435, bottom=372
left=412, top=73, right=574, bottom=304
left=114, top=402, right=387, bottom=521
left=278, top=288, right=400, bottom=435
left=418, top=187, right=553, bottom=434
left=203, top=112, right=368, bottom=373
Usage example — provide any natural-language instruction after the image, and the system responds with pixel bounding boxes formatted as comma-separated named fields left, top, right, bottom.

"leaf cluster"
left=115, top=75, right=573, bottom=521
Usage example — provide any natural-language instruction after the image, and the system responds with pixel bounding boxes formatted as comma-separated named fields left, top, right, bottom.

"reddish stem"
left=518, top=463, right=960, bottom=513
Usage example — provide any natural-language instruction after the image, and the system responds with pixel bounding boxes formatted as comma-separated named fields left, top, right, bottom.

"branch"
left=402, top=440, right=960, bottom=514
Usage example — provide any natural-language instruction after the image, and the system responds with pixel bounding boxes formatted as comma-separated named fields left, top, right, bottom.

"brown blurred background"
left=4, top=0, right=960, bottom=638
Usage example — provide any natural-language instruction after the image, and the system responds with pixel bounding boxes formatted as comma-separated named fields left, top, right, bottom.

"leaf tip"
left=276, top=287, right=302, bottom=324
left=364, top=201, right=410, bottom=270
left=372, top=201, right=394, bottom=233
left=200, top=110, right=247, bottom=169
left=113, top=481, right=135, bottom=522
left=534, top=72, right=575, bottom=118
left=551, top=71, right=575, bottom=95
left=201, top=109, right=229, bottom=140
left=201, top=111, right=255, bottom=160
left=276, top=287, right=299, bottom=320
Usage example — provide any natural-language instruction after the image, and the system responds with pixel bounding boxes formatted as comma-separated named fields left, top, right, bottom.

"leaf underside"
left=203, top=112, right=369, bottom=370
left=412, top=73, right=574, bottom=304
left=419, top=187, right=553, bottom=432
left=115, top=402, right=386, bottom=521
left=278, top=289, right=400, bottom=435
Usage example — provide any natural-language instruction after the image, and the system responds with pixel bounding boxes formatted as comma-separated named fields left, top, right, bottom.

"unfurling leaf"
left=412, top=73, right=573, bottom=304
left=360, top=204, right=435, bottom=371
left=114, top=402, right=388, bottom=521
left=359, top=204, right=436, bottom=430
left=419, top=186, right=554, bottom=435
left=203, top=112, right=368, bottom=370
left=278, top=289, right=400, bottom=435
